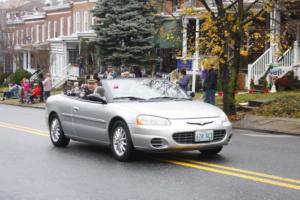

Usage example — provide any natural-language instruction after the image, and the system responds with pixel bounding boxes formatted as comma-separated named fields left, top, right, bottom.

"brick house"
left=4, top=0, right=97, bottom=87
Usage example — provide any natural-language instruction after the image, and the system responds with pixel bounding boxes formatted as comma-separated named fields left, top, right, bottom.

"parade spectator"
left=133, top=66, right=142, bottom=78
left=200, top=67, right=209, bottom=100
left=43, top=73, right=52, bottom=101
left=22, top=79, right=30, bottom=102
left=1, top=83, right=20, bottom=101
left=204, top=65, right=218, bottom=105
left=176, top=68, right=189, bottom=92
left=121, top=70, right=130, bottom=78
left=103, top=65, right=117, bottom=79
left=72, top=82, right=81, bottom=94
left=28, top=83, right=41, bottom=104
left=38, top=73, right=44, bottom=102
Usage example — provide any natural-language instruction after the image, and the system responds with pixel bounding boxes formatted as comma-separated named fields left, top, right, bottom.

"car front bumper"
left=128, top=117, right=232, bottom=151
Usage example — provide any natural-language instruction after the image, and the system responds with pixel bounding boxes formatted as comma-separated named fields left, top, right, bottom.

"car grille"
left=173, top=130, right=226, bottom=144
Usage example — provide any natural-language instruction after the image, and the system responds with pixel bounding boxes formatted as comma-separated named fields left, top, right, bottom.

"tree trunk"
left=221, top=0, right=244, bottom=116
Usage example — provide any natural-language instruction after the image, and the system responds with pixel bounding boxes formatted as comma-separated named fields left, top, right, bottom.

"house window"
left=16, top=30, right=19, bottom=45
left=36, top=24, right=40, bottom=42
left=83, top=11, right=89, bottom=32
left=76, top=12, right=81, bottom=32
left=60, top=17, right=64, bottom=36
left=48, top=21, right=51, bottom=39
left=54, top=21, right=58, bottom=38
left=68, top=49, right=79, bottom=65
left=31, top=27, right=34, bottom=43
left=92, top=17, right=96, bottom=25
left=172, top=0, right=178, bottom=12
left=21, top=30, right=24, bottom=44
left=12, top=32, right=15, bottom=45
left=73, top=13, right=76, bottom=33
left=42, top=24, right=45, bottom=42
left=25, top=28, right=29, bottom=43
left=67, top=16, right=71, bottom=35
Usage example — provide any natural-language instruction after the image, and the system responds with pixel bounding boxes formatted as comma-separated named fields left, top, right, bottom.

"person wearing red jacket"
left=29, top=83, right=41, bottom=104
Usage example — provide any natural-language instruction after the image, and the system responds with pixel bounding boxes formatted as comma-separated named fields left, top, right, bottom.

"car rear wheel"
left=49, top=115, right=70, bottom=147
left=200, top=147, right=223, bottom=155
left=110, top=120, right=134, bottom=161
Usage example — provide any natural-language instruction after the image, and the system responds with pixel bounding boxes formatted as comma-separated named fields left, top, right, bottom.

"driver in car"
left=80, top=75, right=99, bottom=99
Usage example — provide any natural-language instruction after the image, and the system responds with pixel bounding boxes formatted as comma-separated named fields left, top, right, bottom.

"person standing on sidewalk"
left=200, top=66, right=208, bottom=101
left=43, top=73, right=52, bottom=101
left=204, top=65, right=218, bottom=105
left=176, top=68, right=189, bottom=92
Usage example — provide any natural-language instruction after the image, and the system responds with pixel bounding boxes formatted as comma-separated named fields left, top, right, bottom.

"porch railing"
left=278, top=47, right=294, bottom=67
left=247, top=45, right=276, bottom=88
left=52, top=64, right=79, bottom=89
left=247, top=44, right=297, bottom=89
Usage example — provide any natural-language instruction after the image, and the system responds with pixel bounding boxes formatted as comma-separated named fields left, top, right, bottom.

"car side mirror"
left=187, top=91, right=195, bottom=98
left=87, top=94, right=107, bottom=104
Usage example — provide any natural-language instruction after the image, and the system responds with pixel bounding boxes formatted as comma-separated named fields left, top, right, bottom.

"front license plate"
left=195, top=130, right=214, bottom=142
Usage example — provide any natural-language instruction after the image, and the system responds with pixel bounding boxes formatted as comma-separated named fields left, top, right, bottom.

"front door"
left=71, top=99, right=109, bottom=143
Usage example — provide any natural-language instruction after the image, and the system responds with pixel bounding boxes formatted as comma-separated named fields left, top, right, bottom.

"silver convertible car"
left=46, top=78, right=232, bottom=161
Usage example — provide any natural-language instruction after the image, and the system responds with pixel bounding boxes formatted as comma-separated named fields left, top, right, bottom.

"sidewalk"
left=233, top=114, right=300, bottom=136
left=0, top=99, right=45, bottom=109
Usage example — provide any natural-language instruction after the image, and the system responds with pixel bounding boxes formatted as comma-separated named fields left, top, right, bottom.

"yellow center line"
left=163, top=159, right=300, bottom=191
left=180, top=158, right=300, bottom=185
left=0, top=122, right=48, bottom=137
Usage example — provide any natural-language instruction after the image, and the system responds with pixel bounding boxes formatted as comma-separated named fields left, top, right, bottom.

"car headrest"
left=94, top=87, right=105, bottom=97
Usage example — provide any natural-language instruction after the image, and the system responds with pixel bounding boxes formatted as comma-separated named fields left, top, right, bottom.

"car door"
left=71, top=98, right=109, bottom=143
left=58, top=95, right=77, bottom=137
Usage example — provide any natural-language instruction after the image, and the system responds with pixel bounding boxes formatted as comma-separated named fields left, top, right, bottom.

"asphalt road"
left=0, top=104, right=299, bottom=200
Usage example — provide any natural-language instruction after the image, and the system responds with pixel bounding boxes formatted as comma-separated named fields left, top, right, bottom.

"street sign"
left=177, top=59, right=192, bottom=70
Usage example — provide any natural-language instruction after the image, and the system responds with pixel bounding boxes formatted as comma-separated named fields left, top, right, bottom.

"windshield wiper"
left=113, top=96, right=146, bottom=101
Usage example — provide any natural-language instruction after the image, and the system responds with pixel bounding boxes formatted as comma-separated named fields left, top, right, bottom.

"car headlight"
left=136, top=115, right=171, bottom=126
left=220, top=112, right=230, bottom=124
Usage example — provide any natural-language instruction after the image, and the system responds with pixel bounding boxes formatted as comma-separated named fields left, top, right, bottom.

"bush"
left=4, top=69, right=32, bottom=85
left=0, top=72, right=12, bottom=86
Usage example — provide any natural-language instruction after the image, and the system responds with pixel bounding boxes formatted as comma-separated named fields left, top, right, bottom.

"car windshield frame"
left=102, top=78, right=191, bottom=103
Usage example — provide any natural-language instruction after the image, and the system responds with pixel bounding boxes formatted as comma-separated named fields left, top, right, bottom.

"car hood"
left=118, top=100, right=222, bottom=119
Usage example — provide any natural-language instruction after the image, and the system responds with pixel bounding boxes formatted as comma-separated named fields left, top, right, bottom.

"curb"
left=0, top=102, right=45, bottom=110
left=232, top=114, right=300, bottom=136
left=233, top=127, right=300, bottom=137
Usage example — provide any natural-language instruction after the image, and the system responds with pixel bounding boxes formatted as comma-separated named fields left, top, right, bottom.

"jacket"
left=204, top=69, right=218, bottom=90
left=31, top=86, right=42, bottom=97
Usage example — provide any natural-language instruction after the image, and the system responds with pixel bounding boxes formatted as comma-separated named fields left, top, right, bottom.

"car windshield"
left=106, top=79, right=190, bottom=101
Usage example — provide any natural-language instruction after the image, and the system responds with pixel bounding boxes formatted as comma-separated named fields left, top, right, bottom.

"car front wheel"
left=110, top=120, right=134, bottom=161
left=49, top=115, right=70, bottom=147
left=199, top=147, right=223, bottom=155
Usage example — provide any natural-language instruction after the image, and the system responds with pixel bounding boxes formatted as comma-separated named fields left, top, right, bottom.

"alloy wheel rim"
left=51, top=118, right=61, bottom=142
left=113, top=127, right=127, bottom=157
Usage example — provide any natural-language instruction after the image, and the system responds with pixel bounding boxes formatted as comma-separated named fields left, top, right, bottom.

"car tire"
left=200, top=147, right=223, bottom=155
left=49, top=114, right=70, bottom=147
left=110, top=120, right=134, bottom=162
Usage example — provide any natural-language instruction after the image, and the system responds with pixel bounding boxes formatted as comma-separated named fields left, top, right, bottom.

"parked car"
left=46, top=78, right=232, bottom=161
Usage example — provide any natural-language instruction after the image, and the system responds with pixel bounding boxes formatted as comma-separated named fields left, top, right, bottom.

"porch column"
left=270, top=5, right=281, bottom=62
left=27, top=51, right=31, bottom=70
left=13, top=55, right=17, bottom=72
left=294, top=24, right=300, bottom=64
left=182, top=18, right=188, bottom=59
left=192, top=18, right=200, bottom=93
left=23, top=51, right=27, bottom=70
